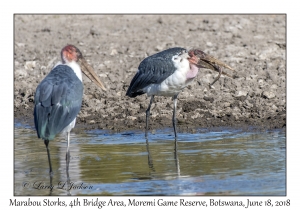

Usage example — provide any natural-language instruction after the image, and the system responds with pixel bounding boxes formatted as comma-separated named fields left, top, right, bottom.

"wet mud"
left=14, top=15, right=286, bottom=133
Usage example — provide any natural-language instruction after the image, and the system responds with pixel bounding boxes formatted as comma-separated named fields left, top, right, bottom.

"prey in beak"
left=188, top=49, right=235, bottom=88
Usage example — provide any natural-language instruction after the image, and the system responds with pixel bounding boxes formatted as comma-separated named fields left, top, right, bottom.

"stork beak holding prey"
left=188, top=49, right=235, bottom=88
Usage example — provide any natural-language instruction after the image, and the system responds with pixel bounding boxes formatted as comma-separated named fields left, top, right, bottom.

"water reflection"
left=145, top=137, right=155, bottom=173
left=174, top=139, right=180, bottom=177
left=14, top=125, right=286, bottom=196
left=144, top=137, right=181, bottom=178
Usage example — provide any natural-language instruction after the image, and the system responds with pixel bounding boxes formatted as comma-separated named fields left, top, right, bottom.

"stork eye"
left=173, top=55, right=180, bottom=61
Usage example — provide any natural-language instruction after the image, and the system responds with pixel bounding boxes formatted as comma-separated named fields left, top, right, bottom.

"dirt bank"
left=14, top=14, right=286, bottom=133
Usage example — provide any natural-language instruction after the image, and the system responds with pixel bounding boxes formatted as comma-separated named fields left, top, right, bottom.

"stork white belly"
left=143, top=63, right=198, bottom=97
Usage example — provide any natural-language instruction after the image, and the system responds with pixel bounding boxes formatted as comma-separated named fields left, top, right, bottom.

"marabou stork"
left=34, top=44, right=106, bottom=173
left=126, top=47, right=234, bottom=138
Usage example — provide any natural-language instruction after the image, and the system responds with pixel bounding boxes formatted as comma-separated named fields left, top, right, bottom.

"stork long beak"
left=188, top=48, right=235, bottom=88
left=188, top=49, right=234, bottom=78
left=78, top=58, right=106, bottom=91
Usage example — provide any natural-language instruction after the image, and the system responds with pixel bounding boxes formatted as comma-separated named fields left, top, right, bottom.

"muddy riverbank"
left=14, top=14, right=286, bottom=133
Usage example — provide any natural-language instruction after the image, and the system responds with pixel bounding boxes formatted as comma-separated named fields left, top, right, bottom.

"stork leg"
left=145, top=95, right=154, bottom=137
left=66, top=132, right=70, bottom=171
left=64, top=131, right=72, bottom=195
left=173, top=94, right=179, bottom=138
left=44, top=140, right=53, bottom=175
left=209, top=65, right=223, bottom=89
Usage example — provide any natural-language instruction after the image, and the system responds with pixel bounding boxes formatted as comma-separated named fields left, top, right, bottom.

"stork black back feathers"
left=126, top=47, right=187, bottom=97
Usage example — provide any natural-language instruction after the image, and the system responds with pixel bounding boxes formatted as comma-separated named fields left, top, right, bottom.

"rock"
left=99, top=73, right=107, bottom=77
left=244, top=100, right=253, bottom=108
left=262, top=91, right=275, bottom=99
left=250, top=75, right=258, bottom=79
left=24, top=61, right=36, bottom=70
left=15, top=69, right=27, bottom=77
left=272, top=104, right=278, bottom=111
left=223, top=102, right=231, bottom=108
left=90, top=26, right=101, bottom=36
left=127, top=116, right=137, bottom=121
left=203, top=96, right=214, bottom=103
left=235, top=90, right=248, bottom=97
left=110, top=49, right=118, bottom=55
left=270, top=84, right=278, bottom=89
left=16, top=42, right=25, bottom=47
left=206, top=42, right=213, bottom=47
left=155, top=45, right=164, bottom=51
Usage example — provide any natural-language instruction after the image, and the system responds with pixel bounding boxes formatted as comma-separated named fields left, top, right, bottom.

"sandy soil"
left=14, top=15, right=286, bottom=133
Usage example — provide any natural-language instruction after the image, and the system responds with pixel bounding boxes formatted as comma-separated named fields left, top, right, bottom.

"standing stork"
left=126, top=47, right=233, bottom=138
left=34, top=45, right=106, bottom=174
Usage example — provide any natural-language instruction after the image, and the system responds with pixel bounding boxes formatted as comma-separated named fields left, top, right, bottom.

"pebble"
left=262, top=91, right=275, bottom=99
left=15, top=69, right=27, bottom=77
left=235, top=90, right=248, bottom=97
left=24, top=61, right=36, bottom=70
left=110, top=49, right=118, bottom=55
left=223, top=102, right=231, bottom=108
left=270, top=84, right=278, bottom=89
left=127, top=116, right=137, bottom=121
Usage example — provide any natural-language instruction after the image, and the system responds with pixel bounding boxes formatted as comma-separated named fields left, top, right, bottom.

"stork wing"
left=34, top=65, right=83, bottom=140
left=126, top=56, right=176, bottom=97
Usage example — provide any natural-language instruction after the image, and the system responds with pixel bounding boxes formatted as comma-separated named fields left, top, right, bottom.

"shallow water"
left=14, top=123, right=286, bottom=196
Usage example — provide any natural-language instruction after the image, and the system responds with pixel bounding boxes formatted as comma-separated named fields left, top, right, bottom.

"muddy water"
left=14, top=123, right=286, bottom=196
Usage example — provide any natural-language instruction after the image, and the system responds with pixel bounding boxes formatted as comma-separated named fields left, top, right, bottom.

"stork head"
left=61, top=45, right=83, bottom=63
left=160, top=47, right=205, bottom=69
left=153, top=47, right=191, bottom=69
left=162, top=47, right=203, bottom=73
left=61, top=45, right=106, bottom=91
left=169, top=48, right=189, bottom=63
left=188, top=48, right=235, bottom=72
